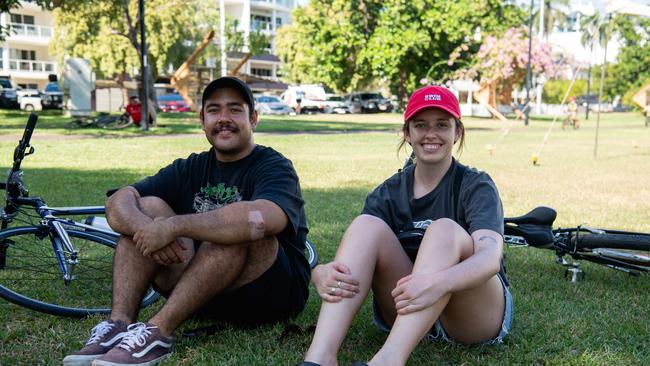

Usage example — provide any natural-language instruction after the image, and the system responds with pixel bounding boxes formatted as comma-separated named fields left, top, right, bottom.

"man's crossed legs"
left=63, top=196, right=304, bottom=366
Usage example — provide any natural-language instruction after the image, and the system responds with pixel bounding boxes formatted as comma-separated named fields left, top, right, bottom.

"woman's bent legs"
left=371, top=218, right=504, bottom=366
left=304, top=215, right=412, bottom=366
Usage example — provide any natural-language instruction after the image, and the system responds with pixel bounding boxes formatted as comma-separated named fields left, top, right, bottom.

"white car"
left=17, top=89, right=43, bottom=111
left=255, top=95, right=293, bottom=115
left=323, top=95, right=350, bottom=114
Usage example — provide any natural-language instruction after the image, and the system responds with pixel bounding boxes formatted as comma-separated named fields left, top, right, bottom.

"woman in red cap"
left=298, top=85, right=512, bottom=366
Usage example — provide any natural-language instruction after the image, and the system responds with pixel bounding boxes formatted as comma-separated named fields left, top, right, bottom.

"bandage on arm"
left=248, top=210, right=266, bottom=241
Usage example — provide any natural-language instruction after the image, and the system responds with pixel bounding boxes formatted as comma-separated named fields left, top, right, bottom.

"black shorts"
left=157, top=244, right=310, bottom=326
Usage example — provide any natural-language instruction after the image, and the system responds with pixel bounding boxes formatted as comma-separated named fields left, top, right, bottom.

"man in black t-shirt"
left=64, top=77, right=310, bottom=366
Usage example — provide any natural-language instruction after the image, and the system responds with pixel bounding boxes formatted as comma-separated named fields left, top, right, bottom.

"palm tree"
left=579, top=11, right=608, bottom=119
left=532, top=0, right=571, bottom=39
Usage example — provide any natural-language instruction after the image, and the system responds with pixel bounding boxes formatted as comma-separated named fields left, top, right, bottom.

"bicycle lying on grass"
left=0, top=113, right=154, bottom=317
left=503, top=206, right=650, bottom=281
left=65, top=112, right=132, bottom=129
left=0, top=114, right=318, bottom=317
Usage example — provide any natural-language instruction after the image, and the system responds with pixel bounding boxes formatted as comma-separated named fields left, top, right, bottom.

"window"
left=276, top=17, right=282, bottom=27
left=10, top=14, right=34, bottom=24
left=10, top=49, right=36, bottom=60
left=251, top=14, right=272, bottom=31
left=251, top=68, right=272, bottom=77
left=18, top=83, right=38, bottom=90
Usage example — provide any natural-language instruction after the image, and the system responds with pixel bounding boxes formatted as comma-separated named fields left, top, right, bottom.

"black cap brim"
left=201, top=77, right=255, bottom=112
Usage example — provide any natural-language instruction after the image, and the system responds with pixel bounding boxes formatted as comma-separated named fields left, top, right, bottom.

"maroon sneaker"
left=92, top=323, right=173, bottom=366
left=63, top=319, right=129, bottom=366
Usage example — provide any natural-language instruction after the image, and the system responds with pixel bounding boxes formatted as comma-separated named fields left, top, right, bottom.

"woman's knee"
left=421, top=218, right=472, bottom=257
left=339, top=215, right=398, bottom=252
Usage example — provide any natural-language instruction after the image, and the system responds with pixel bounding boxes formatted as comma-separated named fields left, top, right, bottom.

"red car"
left=157, top=93, right=191, bottom=112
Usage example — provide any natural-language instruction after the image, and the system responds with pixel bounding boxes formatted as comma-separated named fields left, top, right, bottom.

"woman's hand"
left=312, top=261, right=360, bottom=303
left=391, top=273, right=448, bottom=315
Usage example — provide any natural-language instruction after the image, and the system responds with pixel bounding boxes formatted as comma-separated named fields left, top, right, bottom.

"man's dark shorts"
left=155, top=243, right=310, bottom=326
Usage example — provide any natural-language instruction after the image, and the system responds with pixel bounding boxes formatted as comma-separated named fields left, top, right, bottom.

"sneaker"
left=92, top=322, right=173, bottom=366
left=63, top=320, right=129, bottom=366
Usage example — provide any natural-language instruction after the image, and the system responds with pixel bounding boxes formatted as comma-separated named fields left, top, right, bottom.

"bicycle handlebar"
left=12, top=113, right=38, bottom=173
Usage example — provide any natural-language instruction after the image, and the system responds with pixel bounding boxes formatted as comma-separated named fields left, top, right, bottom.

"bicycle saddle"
left=504, top=206, right=557, bottom=247
left=504, top=206, right=556, bottom=226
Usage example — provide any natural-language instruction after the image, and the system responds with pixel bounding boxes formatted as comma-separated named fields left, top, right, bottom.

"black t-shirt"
left=362, top=160, right=506, bottom=283
left=363, top=159, right=503, bottom=236
left=131, top=145, right=308, bottom=259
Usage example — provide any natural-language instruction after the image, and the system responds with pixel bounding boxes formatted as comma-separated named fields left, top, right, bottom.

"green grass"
left=0, top=110, right=648, bottom=365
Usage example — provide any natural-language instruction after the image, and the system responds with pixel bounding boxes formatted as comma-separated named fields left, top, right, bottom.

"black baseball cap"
left=201, top=76, right=255, bottom=112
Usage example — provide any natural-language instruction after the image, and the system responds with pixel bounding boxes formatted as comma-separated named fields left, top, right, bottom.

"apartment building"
left=0, top=1, right=55, bottom=90
left=224, top=0, right=295, bottom=80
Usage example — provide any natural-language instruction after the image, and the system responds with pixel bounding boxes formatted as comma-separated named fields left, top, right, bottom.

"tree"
left=450, top=27, right=563, bottom=106
left=579, top=11, right=608, bottom=118
left=51, top=0, right=201, bottom=109
left=605, top=15, right=650, bottom=106
left=277, top=0, right=524, bottom=104
left=532, top=0, right=571, bottom=38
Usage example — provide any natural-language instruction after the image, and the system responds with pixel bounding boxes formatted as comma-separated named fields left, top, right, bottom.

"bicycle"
left=504, top=206, right=650, bottom=282
left=0, top=113, right=157, bottom=317
left=65, top=112, right=132, bottom=130
left=0, top=114, right=318, bottom=317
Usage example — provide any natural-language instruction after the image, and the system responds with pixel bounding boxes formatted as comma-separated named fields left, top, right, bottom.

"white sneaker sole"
left=91, top=352, right=172, bottom=366
left=62, top=354, right=102, bottom=366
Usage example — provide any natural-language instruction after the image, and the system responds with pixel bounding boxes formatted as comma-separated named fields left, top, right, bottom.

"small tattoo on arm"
left=478, top=236, right=497, bottom=245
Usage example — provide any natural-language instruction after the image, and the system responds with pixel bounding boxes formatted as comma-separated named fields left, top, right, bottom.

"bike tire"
left=305, top=239, right=318, bottom=269
left=573, top=233, right=650, bottom=270
left=0, top=226, right=159, bottom=317
left=574, top=233, right=650, bottom=251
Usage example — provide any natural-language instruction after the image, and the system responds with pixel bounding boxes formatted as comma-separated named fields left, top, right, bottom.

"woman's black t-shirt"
left=362, top=159, right=507, bottom=282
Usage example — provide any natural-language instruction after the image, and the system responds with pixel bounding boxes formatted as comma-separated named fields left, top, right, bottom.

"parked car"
left=323, top=94, right=350, bottom=114
left=158, top=93, right=191, bottom=112
left=281, top=85, right=327, bottom=114
left=41, top=82, right=64, bottom=109
left=345, top=92, right=392, bottom=113
left=0, top=78, right=19, bottom=109
left=16, top=89, right=42, bottom=111
left=255, top=95, right=293, bottom=115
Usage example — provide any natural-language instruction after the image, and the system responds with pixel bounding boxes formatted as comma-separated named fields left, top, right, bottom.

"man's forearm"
left=105, top=187, right=153, bottom=236
left=165, top=200, right=287, bottom=245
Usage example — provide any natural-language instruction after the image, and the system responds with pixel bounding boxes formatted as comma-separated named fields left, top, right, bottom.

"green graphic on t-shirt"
left=193, top=183, right=242, bottom=213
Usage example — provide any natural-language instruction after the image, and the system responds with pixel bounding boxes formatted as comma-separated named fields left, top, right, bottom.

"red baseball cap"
left=404, top=85, right=461, bottom=122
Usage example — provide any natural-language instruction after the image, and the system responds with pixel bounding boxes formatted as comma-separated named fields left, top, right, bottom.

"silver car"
left=255, top=95, right=293, bottom=115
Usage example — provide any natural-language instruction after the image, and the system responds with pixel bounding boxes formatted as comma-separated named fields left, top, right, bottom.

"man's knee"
left=138, top=196, right=175, bottom=218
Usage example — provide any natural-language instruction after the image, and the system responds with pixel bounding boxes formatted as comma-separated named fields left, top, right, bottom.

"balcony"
left=9, top=59, right=56, bottom=73
left=8, top=23, right=53, bottom=44
left=250, top=0, right=293, bottom=11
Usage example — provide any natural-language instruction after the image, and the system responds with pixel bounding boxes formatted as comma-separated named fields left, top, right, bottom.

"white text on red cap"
left=424, top=94, right=442, bottom=101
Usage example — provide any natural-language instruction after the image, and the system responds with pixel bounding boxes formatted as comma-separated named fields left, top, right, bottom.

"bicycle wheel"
left=573, top=233, right=650, bottom=270
left=0, top=226, right=159, bottom=317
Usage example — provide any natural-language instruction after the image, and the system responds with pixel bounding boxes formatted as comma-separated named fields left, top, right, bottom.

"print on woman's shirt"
left=192, top=183, right=242, bottom=213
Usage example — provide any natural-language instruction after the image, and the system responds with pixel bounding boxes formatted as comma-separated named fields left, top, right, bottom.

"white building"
left=224, top=0, right=296, bottom=80
left=0, top=1, right=55, bottom=90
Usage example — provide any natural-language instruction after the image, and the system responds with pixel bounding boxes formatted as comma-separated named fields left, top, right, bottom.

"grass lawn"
left=0, top=110, right=648, bottom=365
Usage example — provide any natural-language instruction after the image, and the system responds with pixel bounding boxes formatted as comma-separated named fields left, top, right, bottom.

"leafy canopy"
left=277, top=0, right=524, bottom=101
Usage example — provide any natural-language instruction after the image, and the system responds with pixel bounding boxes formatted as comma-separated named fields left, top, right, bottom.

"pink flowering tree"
left=449, top=27, right=564, bottom=106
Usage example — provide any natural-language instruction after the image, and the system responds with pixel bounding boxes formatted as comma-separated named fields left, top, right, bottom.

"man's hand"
left=151, top=239, right=191, bottom=266
left=133, top=217, right=177, bottom=257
